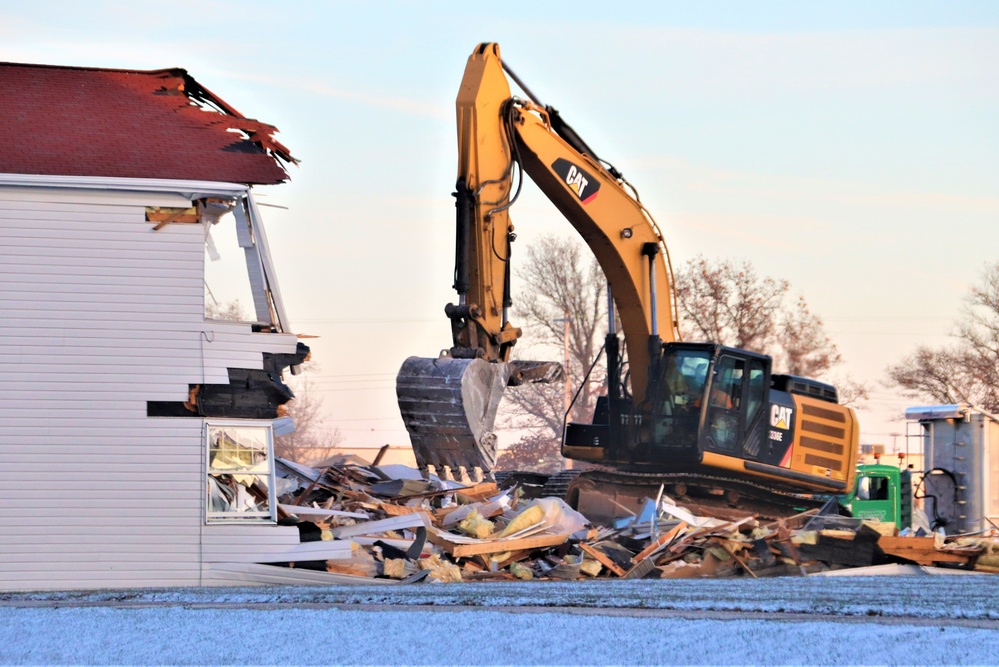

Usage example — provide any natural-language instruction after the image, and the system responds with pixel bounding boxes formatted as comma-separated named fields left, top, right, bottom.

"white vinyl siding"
left=0, top=183, right=301, bottom=591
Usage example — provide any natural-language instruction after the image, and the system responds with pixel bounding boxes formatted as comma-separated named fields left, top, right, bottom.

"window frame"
left=205, top=419, right=277, bottom=524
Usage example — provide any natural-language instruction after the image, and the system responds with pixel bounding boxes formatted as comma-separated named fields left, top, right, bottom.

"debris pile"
left=271, top=459, right=998, bottom=582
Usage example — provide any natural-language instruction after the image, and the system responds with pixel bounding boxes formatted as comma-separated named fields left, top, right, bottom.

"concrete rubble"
left=272, top=458, right=999, bottom=583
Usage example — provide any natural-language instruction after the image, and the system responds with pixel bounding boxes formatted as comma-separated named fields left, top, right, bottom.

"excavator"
left=396, top=43, right=859, bottom=522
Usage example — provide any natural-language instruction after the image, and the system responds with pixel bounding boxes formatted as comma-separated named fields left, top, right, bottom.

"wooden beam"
left=146, top=206, right=200, bottom=229
left=631, top=522, right=688, bottom=564
left=717, top=540, right=757, bottom=579
left=579, top=543, right=627, bottom=577
left=427, top=529, right=570, bottom=558
left=878, top=536, right=978, bottom=566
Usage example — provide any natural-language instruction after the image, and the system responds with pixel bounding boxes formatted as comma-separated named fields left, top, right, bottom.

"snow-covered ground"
left=3, top=575, right=998, bottom=665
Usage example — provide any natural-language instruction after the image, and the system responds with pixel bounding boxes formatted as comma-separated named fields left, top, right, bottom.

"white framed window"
left=206, top=421, right=276, bottom=523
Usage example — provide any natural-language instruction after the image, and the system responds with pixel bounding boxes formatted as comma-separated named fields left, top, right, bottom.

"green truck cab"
left=843, top=463, right=913, bottom=530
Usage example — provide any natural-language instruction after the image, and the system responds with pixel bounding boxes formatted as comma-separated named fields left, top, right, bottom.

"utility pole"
left=554, top=311, right=573, bottom=471
left=553, top=312, right=572, bottom=416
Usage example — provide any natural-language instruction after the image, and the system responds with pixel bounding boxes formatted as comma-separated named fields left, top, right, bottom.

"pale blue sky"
left=3, top=2, right=997, bottom=447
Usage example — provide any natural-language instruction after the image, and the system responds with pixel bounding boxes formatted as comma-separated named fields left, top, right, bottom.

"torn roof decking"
left=0, top=62, right=296, bottom=185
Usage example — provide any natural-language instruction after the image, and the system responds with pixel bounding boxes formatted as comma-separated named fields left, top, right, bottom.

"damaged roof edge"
left=180, top=73, right=298, bottom=167
left=1, top=62, right=295, bottom=184
left=0, top=173, right=250, bottom=198
left=0, top=62, right=298, bottom=167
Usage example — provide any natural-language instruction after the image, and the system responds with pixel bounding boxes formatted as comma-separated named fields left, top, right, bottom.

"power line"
left=314, top=386, right=394, bottom=392
left=293, top=317, right=438, bottom=324
left=825, top=316, right=953, bottom=322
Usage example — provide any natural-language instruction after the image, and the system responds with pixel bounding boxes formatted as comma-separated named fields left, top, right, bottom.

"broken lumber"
left=579, top=543, right=627, bottom=577
left=631, top=522, right=688, bottom=565
left=426, top=526, right=570, bottom=558
left=878, top=536, right=979, bottom=567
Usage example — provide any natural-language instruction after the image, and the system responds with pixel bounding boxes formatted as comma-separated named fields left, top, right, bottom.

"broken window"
left=203, top=197, right=256, bottom=322
left=206, top=422, right=276, bottom=523
left=202, top=193, right=287, bottom=330
left=141, top=190, right=290, bottom=330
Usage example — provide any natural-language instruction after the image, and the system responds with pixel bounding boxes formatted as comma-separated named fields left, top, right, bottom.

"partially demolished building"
left=0, top=63, right=315, bottom=590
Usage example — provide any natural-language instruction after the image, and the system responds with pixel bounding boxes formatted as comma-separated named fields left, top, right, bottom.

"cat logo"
left=551, top=158, right=600, bottom=204
left=770, top=405, right=793, bottom=430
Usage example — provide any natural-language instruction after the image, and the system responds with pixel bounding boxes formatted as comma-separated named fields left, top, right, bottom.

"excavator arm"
left=503, top=95, right=678, bottom=398
left=397, top=43, right=679, bottom=479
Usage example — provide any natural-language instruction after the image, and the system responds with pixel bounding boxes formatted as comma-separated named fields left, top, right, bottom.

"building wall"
left=0, top=184, right=301, bottom=591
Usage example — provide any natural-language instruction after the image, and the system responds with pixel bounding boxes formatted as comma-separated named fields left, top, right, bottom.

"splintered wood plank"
left=326, top=563, right=375, bottom=578
left=878, top=536, right=978, bottom=566
left=146, top=207, right=200, bottom=228
left=631, top=522, right=688, bottom=565
left=455, top=482, right=499, bottom=502
left=764, top=509, right=819, bottom=532
left=775, top=519, right=802, bottom=566
left=378, top=503, right=434, bottom=521
left=580, top=543, right=627, bottom=577
left=427, top=527, right=570, bottom=558
left=717, top=540, right=757, bottom=579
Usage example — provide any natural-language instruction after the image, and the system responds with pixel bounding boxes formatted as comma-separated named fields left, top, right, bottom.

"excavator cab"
left=564, top=342, right=774, bottom=471
left=661, top=344, right=772, bottom=465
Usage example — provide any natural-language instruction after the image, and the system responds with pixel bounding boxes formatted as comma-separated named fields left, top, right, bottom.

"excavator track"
left=565, top=468, right=835, bottom=524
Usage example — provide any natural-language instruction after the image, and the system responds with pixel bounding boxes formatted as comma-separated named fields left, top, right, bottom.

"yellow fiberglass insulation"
left=497, top=503, right=545, bottom=538
left=419, top=554, right=462, bottom=583
left=457, top=509, right=495, bottom=539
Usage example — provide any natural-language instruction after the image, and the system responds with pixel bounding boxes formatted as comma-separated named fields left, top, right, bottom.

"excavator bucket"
left=396, top=356, right=564, bottom=480
left=396, top=356, right=510, bottom=479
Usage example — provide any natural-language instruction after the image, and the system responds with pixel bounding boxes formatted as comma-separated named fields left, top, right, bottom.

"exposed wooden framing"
left=146, top=206, right=200, bottom=230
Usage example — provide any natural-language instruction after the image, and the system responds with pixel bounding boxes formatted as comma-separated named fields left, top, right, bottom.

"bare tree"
left=777, top=295, right=841, bottom=378
left=497, top=235, right=609, bottom=472
left=275, top=372, right=346, bottom=465
left=676, top=255, right=788, bottom=352
left=887, top=264, right=999, bottom=412
left=205, top=297, right=248, bottom=321
left=676, top=255, right=865, bottom=404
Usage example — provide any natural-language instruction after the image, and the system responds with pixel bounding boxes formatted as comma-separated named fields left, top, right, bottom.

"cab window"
left=857, top=475, right=890, bottom=501
left=746, top=360, right=766, bottom=425
left=705, top=355, right=744, bottom=451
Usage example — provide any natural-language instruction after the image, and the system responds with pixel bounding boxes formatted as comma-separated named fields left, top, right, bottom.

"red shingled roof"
left=0, top=62, right=296, bottom=185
